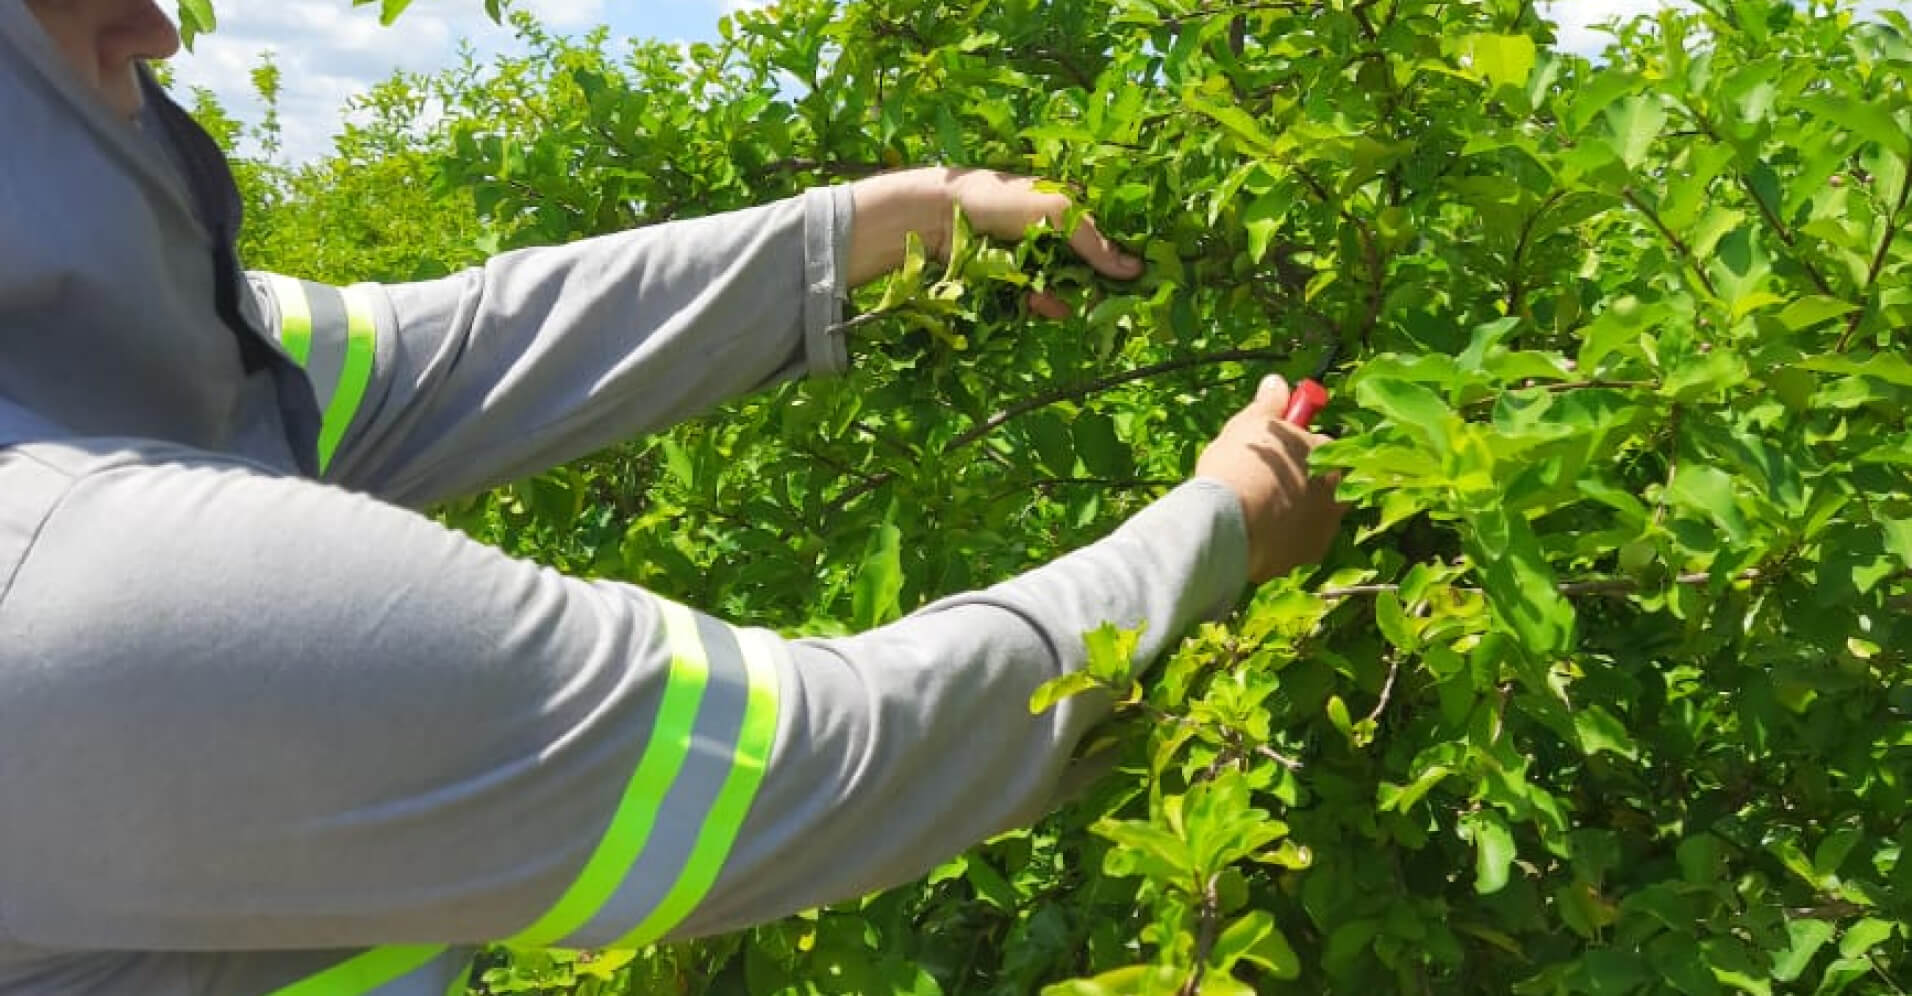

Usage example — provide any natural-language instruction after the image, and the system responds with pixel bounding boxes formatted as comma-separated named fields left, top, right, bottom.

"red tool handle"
left=1283, top=378, right=1330, bottom=428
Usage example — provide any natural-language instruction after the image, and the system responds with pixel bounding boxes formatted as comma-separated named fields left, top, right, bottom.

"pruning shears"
left=1282, top=341, right=1342, bottom=429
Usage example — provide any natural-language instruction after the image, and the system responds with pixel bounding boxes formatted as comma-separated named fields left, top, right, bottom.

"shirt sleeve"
left=245, top=185, right=856, bottom=508
left=0, top=441, right=1247, bottom=955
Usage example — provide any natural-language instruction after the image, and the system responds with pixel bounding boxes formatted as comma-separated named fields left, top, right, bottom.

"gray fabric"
left=0, top=4, right=1254, bottom=993
left=299, top=183, right=854, bottom=506
left=0, top=440, right=1244, bottom=956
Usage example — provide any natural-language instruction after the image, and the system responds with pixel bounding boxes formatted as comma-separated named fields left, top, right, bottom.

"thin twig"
left=1507, top=190, right=1568, bottom=318
left=1364, top=657, right=1399, bottom=725
left=824, top=348, right=1291, bottom=513
left=1872, top=952, right=1908, bottom=996
left=1461, top=380, right=1657, bottom=409
left=1317, top=569, right=1767, bottom=600
left=1679, top=102, right=1835, bottom=296
left=1622, top=187, right=1720, bottom=298
left=1836, top=159, right=1912, bottom=351
left=1178, top=877, right=1222, bottom=996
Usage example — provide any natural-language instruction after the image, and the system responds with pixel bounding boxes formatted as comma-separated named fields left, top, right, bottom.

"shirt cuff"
left=1138, top=477, right=1252, bottom=624
left=801, top=185, right=855, bottom=378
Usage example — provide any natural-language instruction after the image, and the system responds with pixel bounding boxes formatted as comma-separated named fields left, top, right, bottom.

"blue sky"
left=168, top=1, right=1897, bottom=164
left=167, top=0, right=758, bottom=162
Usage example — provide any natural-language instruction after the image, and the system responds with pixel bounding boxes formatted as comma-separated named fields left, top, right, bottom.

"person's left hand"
left=846, top=166, right=1144, bottom=316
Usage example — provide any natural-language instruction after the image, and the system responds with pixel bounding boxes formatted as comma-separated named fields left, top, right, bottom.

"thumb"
left=1255, top=373, right=1292, bottom=415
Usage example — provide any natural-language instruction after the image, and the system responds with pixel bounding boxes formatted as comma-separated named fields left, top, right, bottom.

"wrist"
left=846, top=167, right=956, bottom=287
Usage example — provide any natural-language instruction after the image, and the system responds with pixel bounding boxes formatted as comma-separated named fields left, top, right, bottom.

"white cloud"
left=165, top=0, right=597, bottom=162
left=1543, top=0, right=1899, bottom=55
left=1541, top=0, right=1670, bottom=55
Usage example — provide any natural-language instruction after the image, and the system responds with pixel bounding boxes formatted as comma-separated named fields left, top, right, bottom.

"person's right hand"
left=1195, top=374, right=1347, bottom=583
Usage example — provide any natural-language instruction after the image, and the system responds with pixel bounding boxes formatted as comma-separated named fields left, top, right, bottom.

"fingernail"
left=1258, top=374, right=1283, bottom=397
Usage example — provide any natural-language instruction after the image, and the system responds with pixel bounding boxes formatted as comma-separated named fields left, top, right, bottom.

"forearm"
left=846, top=167, right=959, bottom=286
left=673, top=479, right=1251, bottom=938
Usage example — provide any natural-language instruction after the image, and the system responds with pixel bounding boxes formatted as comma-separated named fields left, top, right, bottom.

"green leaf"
left=1030, top=671, right=1103, bottom=714
left=1775, top=295, right=1859, bottom=331
left=963, top=854, right=1020, bottom=911
left=1463, top=33, right=1537, bottom=94
left=1083, top=623, right=1142, bottom=685
left=1096, top=819, right=1195, bottom=880
left=1669, top=465, right=1751, bottom=544
left=660, top=438, right=695, bottom=490
left=1883, top=519, right=1912, bottom=568
left=1355, top=377, right=1454, bottom=451
left=1378, top=765, right=1452, bottom=813
left=1801, top=352, right=1912, bottom=388
left=1460, top=810, right=1517, bottom=894
left=1573, top=705, right=1640, bottom=760
left=1604, top=94, right=1667, bottom=170
left=1243, top=183, right=1295, bottom=263
left=874, top=231, right=930, bottom=313
left=851, top=522, right=904, bottom=628
left=1799, top=95, right=1912, bottom=161
left=1210, top=910, right=1301, bottom=980
left=1466, top=506, right=1576, bottom=656
left=1185, top=94, right=1282, bottom=157
left=1375, top=591, right=1417, bottom=650
left=1326, top=695, right=1354, bottom=738
left=1771, top=919, right=1835, bottom=983
left=1042, top=965, right=1178, bottom=996
left=177, top=0, right=215, bottom=32
left=1074, top=413, right=1131, bottom=478
left=379, top=0, right=413, bottom=26
left=1839, top=918, right=1898, bottom=959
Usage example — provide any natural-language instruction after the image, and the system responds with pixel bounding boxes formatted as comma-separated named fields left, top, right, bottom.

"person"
left=0, top=0, right=1346, bottom=992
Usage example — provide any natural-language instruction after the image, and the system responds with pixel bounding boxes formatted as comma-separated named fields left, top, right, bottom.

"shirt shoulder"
left=0, top=439, right=273, bottom=611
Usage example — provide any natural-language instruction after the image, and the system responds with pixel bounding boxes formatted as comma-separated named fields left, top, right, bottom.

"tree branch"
left=1622, top=187, right=1720, bottom=298
left=1178, top=877, right=1223, bottom=996
left=824, top=347, right=1291, bottom=513
left=759, top=157, right=889, bottom=180
left=1507, top=190, right=1567, bottom=318
left=1836, top=161, right=1912, bottom=351
left=1318, top=568, right=1768, bottom=600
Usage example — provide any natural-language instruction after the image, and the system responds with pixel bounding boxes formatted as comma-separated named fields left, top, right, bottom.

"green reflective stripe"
left=267, top=273, right=313, bottom=366
left=265, top=946, right=445, bottom=996
left=504, top=598, right=711, bottom=949
left=317, top=286, right=378, bottom=474
left=608, top=627, right=781, bottom=949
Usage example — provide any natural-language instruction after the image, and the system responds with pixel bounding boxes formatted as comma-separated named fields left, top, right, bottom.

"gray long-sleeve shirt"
left=0, top=6, right=1250, bottom=995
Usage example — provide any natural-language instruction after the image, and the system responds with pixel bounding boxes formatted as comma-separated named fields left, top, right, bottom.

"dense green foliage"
left=199, top=0, right=1912, bottom=991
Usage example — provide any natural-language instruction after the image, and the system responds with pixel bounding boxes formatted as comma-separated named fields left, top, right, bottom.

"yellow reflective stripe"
left=503, top=598, right=711, bottom=949
left=607, top=627, right=781, bottom=949
left=267, top=273, right=313, bottom=367
left=317, top=286, right=377, bottom=473
left=264, top=946, right=445, bottom=996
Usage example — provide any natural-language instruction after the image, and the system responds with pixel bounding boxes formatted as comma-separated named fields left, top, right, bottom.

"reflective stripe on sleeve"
left=504, top=596, right=782, bottom=951
left=265, top=273, right=313, bottom=366
left=605, top=625, right=781, bottom=948
left=317, top=286, right=378, bottom=473
left=265, top=946, right=471, bottom=996
left=502, top=597, right=711, bottom=949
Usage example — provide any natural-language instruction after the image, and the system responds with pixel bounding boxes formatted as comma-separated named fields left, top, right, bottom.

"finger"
left=1063, top=211, right=1144, bottom=279
left=1026, top=291, right=1070, bottom=320
left=1254, top=373, right=1292, bottom=415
